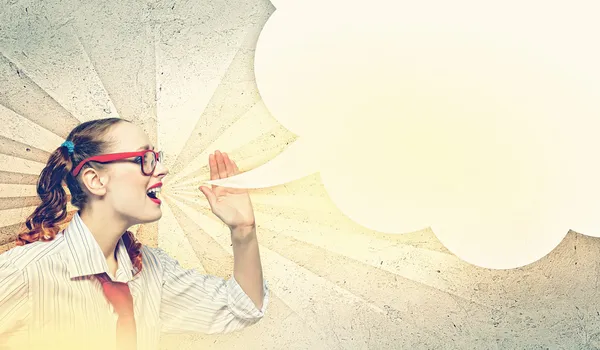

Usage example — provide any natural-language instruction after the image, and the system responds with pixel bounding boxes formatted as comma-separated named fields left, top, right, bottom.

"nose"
left=154, top=157, right=169, bottom=179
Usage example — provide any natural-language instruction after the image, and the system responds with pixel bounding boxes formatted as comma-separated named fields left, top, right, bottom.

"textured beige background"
left=1, top=1, right=600, bottom=349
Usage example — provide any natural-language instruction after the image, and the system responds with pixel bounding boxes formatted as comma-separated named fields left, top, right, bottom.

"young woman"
left=0, top=117, right=268, bottom=350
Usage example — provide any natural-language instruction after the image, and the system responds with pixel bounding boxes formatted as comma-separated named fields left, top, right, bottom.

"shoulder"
left=140, top=245, right=189, bottom=277
left=140, top=245, right=173, bottom=271
left=0, top=233, right=68, bottom=273
left=140, top=244, right=165, bottom=261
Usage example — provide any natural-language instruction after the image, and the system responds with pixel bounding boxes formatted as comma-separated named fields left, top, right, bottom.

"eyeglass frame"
left=71, top=150, right=164, bottom=177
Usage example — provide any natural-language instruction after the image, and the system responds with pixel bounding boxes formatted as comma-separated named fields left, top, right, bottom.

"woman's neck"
left=79, top=208, right=130, bottom=276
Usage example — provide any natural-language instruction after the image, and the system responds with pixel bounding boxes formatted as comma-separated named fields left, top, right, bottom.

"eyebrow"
left=137, top=144, right=155, bottom=151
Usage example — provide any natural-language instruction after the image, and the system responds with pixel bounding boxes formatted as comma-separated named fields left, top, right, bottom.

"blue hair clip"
left=61, top=140, right=75, bottom=155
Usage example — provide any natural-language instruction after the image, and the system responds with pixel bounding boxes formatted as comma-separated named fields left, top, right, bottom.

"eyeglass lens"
left=143, top=151, right=162, bottom=174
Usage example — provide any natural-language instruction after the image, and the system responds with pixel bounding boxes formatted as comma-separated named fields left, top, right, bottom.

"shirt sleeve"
left=155, top=248, right=269, bottom=334
left=0, top=251, right=30, bottom=348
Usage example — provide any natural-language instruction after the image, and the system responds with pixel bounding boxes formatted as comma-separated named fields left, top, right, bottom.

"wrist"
left=230, top=224, right=257, bottom=244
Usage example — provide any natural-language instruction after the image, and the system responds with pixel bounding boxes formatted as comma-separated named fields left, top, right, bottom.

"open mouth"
left=147, top=186, right=162, bottom=204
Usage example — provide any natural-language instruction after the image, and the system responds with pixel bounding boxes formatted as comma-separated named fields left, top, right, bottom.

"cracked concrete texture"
left=2, top=1, right=600, bottom=349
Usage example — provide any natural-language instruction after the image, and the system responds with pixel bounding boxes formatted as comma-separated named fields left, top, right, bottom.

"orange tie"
left=96, top=273, right=137, bottom=350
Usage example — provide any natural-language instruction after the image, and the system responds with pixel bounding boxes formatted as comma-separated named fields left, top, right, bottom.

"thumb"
left=199, top=186, right=217, bottom=208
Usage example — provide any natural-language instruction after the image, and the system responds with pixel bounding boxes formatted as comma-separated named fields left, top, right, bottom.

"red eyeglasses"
left=71, top=150, right=164, bottom=177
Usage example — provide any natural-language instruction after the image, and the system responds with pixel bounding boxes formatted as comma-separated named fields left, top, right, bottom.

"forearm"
left=231, top=225, right=264, bottom=309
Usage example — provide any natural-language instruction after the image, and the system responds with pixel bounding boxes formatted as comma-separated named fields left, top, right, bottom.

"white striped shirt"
left=0, top=212, right=269, bottom=350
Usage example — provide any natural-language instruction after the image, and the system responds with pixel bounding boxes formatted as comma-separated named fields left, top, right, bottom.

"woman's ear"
left=80, top=167, right=108, bottom=197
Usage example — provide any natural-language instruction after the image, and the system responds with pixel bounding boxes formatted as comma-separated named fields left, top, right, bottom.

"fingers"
left=215, top=151, right=228, bottom=179
left=208, top=154, right=218, bottom=180
left=231, top=158, right=239, bottom=174
left=199, top=186, right=216, bottom=209
left=211, top=150, right=238, bottom=178
left=222, top=152, right=235, bottom=176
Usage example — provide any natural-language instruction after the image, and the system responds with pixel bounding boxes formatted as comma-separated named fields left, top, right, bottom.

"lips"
left=147, top=182, right=162, bottom=190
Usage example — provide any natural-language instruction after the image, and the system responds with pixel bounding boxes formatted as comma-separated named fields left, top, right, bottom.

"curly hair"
left=15, top=117, right=143, bottom=274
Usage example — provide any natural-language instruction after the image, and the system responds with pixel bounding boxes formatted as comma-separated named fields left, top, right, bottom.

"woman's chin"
left=146, top=210, right=162, bottom=222
left=132, top=210, right=162, bottom=226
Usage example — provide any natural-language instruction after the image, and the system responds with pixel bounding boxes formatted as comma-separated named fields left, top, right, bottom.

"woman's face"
left=100, top=122, right=169, bottom=226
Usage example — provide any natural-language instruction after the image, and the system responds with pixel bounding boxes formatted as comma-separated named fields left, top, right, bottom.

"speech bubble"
left=206, top=0, right=600, bottom=269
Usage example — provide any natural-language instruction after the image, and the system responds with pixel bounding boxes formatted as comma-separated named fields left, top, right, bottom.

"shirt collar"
left=64, top=211, right=135, bottom=281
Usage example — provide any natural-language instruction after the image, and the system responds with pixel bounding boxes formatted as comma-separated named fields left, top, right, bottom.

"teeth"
left=147, top=187, right=162, bottom=198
